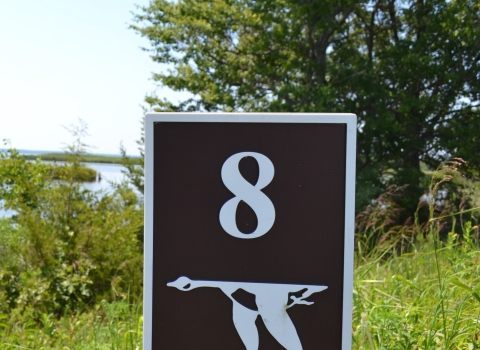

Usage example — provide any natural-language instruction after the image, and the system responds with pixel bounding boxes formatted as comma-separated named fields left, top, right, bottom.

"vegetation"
left=2, top=126, right=479, bottom=348
left=119, top=122, right=145, bottom=195
left=49, top=163, right=97, bottom=182
left=352, top=160, right=480, bottom=349
left=0, top=299, right=142, bottom=350
left=353, top=233, right=480, bottom=349
left=0, top=0, right=478, bottom=347
left=0, top=125, right=144, bottom=348
left=1, top=155, right=97, bottom=182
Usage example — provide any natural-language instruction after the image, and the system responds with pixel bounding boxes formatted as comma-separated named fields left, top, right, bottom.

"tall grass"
left=353, top=235, right=480, bottom=349
left=354, top=159, right=480, bottom=349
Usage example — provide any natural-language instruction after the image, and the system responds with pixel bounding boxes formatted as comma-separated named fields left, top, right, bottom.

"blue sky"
left=0, top=0, right=185, bottom=155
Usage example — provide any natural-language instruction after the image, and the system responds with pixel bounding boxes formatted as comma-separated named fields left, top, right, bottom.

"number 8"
left=219, top=152, right=275, bottom=239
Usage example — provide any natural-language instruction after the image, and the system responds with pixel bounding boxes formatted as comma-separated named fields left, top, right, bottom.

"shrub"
left=0, top=147, right=143, bottom=320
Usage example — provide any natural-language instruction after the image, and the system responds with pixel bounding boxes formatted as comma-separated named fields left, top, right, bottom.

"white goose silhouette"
left=167, top=276, right=327, bottom=350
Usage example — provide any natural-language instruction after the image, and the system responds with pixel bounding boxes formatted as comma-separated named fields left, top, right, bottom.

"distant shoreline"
left=0, top=149, right=142, bottom=165
left=25, top=153, right=142, bottom=165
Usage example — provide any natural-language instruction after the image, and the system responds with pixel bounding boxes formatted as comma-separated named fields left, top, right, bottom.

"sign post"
left=144, top=113, right=356, bottom=349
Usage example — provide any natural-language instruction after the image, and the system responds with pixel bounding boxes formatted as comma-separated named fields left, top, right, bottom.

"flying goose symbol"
left=167, top=276, right=328, bottom=350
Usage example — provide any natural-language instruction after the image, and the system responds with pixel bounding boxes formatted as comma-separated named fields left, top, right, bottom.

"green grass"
left=24, top=153, right=142, bottom=165
left=353, top=236, right=480, bottom=349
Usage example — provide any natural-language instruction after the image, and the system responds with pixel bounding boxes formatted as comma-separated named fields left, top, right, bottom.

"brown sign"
left=144, top=113, right=356, bottom=350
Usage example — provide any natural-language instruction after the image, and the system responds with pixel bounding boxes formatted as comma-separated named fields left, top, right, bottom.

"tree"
left=131, top=0, right=360, bottom=112
left=355, top=0, right=480, bottom=213
left=132, top=0, right=480, bottom=215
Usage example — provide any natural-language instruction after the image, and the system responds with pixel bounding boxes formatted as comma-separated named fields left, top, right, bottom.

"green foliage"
left=132, top=0, right=480, bottom=215
left=131, top=0, right=358, bottom=113
left=49, top=164, right=97, bottom=182
left=0, top=300, right=142, bottom=349
left=356, top=0, right=480, bottom=211
left=0, top=143, right=143, bottom=320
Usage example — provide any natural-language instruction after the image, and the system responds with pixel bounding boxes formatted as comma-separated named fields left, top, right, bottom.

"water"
left=78, top=162, right=128, bottom=192
left=0, top=162, right=129, bottom=218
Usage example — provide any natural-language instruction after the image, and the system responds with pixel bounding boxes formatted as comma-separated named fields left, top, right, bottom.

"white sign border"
left=144, top=113, right=357, bottom=350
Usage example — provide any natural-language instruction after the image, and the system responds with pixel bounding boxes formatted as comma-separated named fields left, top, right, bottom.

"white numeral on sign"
left=219, top=152, right=275, bottom=239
